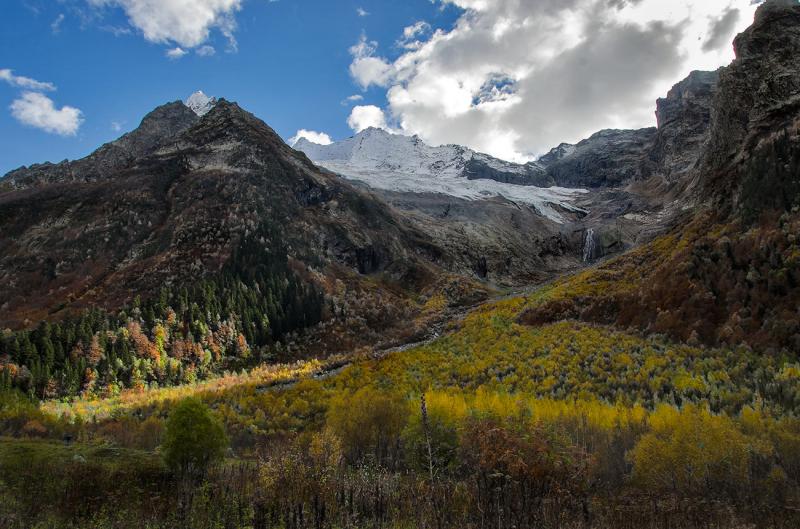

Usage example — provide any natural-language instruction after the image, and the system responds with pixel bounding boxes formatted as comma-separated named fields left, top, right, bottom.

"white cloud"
left=10, top=92, right=83, bottom=136
left=88, top=0, right=241, bottom=49
left=51, top=14, right=65, bottom=34
left=0, top=69, right=56, bottom=91
left=351, top=0, right=762, bottom=162
left=398, top=21, right=432, bottom=49
left=289, top=129, right=333, bottom=146
left=356, top=7, right=369, bottom=17
left=348, top=34, right=393, bottom=90
left=165, top=46, right=187, bottom=59
left=347, top=105, right=388, bottom=132
left=342, top=94, right=364, bottom=105
left=196, top=45, right=216, bottom=56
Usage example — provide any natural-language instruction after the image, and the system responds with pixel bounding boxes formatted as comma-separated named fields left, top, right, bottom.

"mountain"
left=645, top=70, right=719, bottom=184
left=294, top=127, right=549, bottom=185
left=539, top=128, right=658, bottom=188
left=292, top=128, right=583, bottom=221
left=0, top=95, right=511, bottom=401
left=537, top=70, right=719, bottom=191
left=292, top=69, right=725, bottom=269
left=294, top=127, right=611, bottom=282
left=0, top=99, right=477, bottom=334
left=699, top=0, right=800, bottom=211
left=2, top=101, right=200, bottom=189
left=521, top=0, right=800, bottom=353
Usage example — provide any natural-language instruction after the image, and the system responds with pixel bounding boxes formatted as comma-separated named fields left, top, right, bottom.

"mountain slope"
left=521, top=0, right=800, bottom=353
left=0, top=99, right=472, bottom=328
left=3, top=102, right=200, bottom=190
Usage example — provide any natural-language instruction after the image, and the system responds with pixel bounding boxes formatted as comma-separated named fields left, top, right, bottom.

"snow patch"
left=185, top=91, right=217, bottom=116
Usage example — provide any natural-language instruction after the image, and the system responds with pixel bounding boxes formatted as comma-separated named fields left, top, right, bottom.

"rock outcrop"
left=644, top=70, right=719, bottom=183
left=699, top=0, right=800, bottom=206
left=539, top=128, right=657, bottom=188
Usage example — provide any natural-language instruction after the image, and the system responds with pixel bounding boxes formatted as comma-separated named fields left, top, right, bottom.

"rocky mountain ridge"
left=3, top=101, right=200, bottom=189
left=0, top=99, right=462, bottom=329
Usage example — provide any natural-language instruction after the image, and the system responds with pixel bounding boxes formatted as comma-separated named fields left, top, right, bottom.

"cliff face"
left=699, top=0, right=800, bottom=210
left=539, top=70, right=719, bottom=190
left=540, top=128, right=657, bottom=188
left=645, top=70, right=719, bottom=183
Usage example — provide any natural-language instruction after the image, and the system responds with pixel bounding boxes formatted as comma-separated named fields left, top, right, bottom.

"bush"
left=161, top=398, right=227, bottom=477
left=629, top=404, right=760, bottom=499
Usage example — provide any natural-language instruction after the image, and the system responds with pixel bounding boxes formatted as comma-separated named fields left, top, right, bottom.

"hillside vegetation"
left=2, top=283, right=799, bottom=528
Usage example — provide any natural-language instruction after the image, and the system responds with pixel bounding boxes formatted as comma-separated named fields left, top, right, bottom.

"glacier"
left=294, top=127, right=587, bottom=223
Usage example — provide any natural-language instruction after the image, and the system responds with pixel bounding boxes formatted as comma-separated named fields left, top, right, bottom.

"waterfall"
left=582, top=228, right=596, bottom=263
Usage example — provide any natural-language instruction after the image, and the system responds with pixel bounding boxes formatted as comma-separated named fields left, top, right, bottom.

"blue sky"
left=0, top=0, right=765, bottom=176
left=0, top=0, right=460, bottom=175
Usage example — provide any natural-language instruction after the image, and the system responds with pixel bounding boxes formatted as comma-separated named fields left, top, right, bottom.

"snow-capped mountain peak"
left=294, top=128, right=586, bottom=223
left=185, top=90, right=217, bottom=116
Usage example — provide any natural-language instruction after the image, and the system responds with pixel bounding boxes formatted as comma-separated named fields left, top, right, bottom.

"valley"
left=1, top=1, right=800, bottom=528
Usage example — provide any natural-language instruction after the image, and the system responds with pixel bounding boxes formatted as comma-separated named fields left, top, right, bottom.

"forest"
left=0, top=224, right=324, bottom=400
left=1, top=287, right=799, bottom=528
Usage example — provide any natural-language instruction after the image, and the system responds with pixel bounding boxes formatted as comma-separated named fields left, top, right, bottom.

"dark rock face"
left=645, top=70, right=719, bottom=182
left=700, top=0, right=800, bottom=199
left=463, top=157, right=551, bottom=187
left=375, top=190, right=577, bottom=285
left=534, top=68, right=719, bottom=189
left=540, top=128, right=657, bottom=188
left=538, top=143, right=575, bottom=167
left=4, top=102, right=199, bottom=189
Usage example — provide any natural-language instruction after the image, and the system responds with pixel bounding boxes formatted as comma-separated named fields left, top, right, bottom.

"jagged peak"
left=734, top=0, right=800, bottom=59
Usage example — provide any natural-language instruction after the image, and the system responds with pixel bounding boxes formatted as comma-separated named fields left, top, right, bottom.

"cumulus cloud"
left=10, top=92, right=83, bottom=136
left=165, top=47, right=187, bottom=59
left=0, top=69, right=56, bottom=91
left=351, top=0, right=761, bottom=161
left=356, top=7, right=369, bottom=17
left=87, top=0, right=241, bottom=49
left=289, top=129, right=333, bottom=146
left=347, top=105, right=388, bottom=132
left=348, top=35, right=393, bottom=90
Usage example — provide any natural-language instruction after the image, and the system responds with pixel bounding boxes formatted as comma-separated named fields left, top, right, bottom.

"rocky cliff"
left=540, top=128, right=657, bottom=188
left=645, top=70, right=719, bottom=183
left=538, top=70, right=719, bottom=190
left=699, top=0, right=800, bottom=211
